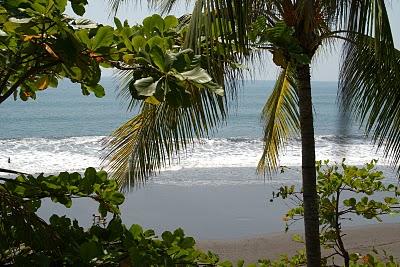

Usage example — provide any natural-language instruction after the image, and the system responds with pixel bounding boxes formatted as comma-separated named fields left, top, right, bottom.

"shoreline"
left=197, top=223, right=400, bottom=264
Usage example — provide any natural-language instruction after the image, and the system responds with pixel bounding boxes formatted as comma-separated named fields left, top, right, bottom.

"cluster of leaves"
left=0, top=0, right=116, bottom=103
left=271, top=160, right=400, bottom=266
left=0, top=167, right=336, bottom=267
left=102, top=14, right=234, bottom=187
left=0, top=168, right=251, bottom=266
left=249, top=18, right=310, bottom=68
left=104, top=14, right=224, bottom=108
left=0, top=168, right=125, bottom=265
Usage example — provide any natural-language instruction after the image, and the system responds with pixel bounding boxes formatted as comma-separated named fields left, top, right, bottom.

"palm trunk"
left=296, top=64, right=321, bottom=266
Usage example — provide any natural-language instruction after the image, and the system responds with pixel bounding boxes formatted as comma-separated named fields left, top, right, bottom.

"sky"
left=69, top=0, right=400, bottom=81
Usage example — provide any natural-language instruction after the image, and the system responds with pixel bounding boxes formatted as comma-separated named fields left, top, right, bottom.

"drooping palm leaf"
left=257, top=65, right=299, bottom=175
left=327, top=0, right=395, bottom=59
left=103, top=86, right=225, bottom=189
left=339, top=35, right=400, bottom=167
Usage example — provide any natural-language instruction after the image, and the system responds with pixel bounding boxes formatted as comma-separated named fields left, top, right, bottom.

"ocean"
left=1, top=77, right=398, bottom=238
left=0, top=77, right=393, bottom=182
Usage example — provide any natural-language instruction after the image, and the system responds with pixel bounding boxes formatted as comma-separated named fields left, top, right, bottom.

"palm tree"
left=105, top=1, right=400, bottom=266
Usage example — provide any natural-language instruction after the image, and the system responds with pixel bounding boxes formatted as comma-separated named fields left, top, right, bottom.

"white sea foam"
left=0, top=136, right=103, bottom=174
left=0, top=135, right=390, bottom=176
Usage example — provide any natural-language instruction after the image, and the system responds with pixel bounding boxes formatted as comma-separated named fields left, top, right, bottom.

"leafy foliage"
left=102, top=15, right=229, bottom=188
left=0, top=168, right=124, bottom=265
left=0, top=168, right=222, bottom=266
left=0, top=167, right=310, bottom=267
left=0, top=0, right=118, bottom=103
left=271, top=160, right=400, bottom=266
left=257, top=64, right=299, bottom=175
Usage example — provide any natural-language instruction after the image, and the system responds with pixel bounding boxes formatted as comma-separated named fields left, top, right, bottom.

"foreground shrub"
left=271, top=160, right=400, bottom=266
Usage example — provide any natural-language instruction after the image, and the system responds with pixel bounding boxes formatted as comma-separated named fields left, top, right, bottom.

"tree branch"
left=0, top=61, right=60, bottom=105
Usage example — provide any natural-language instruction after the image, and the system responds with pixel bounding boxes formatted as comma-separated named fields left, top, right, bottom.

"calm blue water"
left=0, top=77, right=392, bottom=183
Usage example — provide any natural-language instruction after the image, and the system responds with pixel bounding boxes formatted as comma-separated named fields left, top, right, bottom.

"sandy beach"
left=197, top=223, right=400, bottom=264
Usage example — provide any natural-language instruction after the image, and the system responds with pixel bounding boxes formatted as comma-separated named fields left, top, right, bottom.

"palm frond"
left=328, top=0, right=395, bottom=59
left=257, top=65, right=299, bottom=175
left=108, top=0, right=131, bottom=15
left=102, top=86, right=225, bottom=189
left=183, top=0, right=254, bottom=98
left=339, top=35, right=400, bottom=168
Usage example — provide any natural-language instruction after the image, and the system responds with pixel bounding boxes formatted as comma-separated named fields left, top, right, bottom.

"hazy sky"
left=71, top=1, right=400, bottom=81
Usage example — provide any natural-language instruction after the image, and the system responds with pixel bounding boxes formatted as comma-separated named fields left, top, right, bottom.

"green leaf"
left=110, top=192, right=125, bottom=205
left=179, top=67, right=212, bottom=84
left=114, top=17, right=123, bottom=30
left=164, top=15, right=178, bottom=30
left=79, top=241, right=102, bottom=262
left=143, top=14, right=164, bottom=34
left=132, top=35, right=146, bottom=52
left=91, top=26, right=114, bottom=51
left=134, top=77, right=159, bottom=97
left=161, top=231, right=174, bottom=243
left=76, top=30, right=90, bottom=46
left=180, top=236, right=195, bottom=248
left=129, top=224, right=143, bottom=238
left=55, top=0, right=68, bottom=12
left=81, top=84, right=105, bottom=97
left=71, top=2, right=85, bottom=16
left=146, top=36, right=166, bottom=50
left=98, top=203, right=108, bottom=217
left=150, top=46, right=166, bottom=72
left=91, top=84, right=105, bottom=97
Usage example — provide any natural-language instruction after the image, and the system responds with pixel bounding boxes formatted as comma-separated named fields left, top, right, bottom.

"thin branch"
left=0, top=168, right=29, bottom=176
left=0, top=61, right=60, bottom=104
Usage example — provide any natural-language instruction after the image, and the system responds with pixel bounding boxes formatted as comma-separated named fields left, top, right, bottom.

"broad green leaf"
left=134, top=77, right=159, bottom=97
left=81, top=84, right=105, bottom=97
left=143, top=14, right=164, bottom=34
left=91, top=26, right=114, bottom=51
left=110, top=192, right=125, bottom=205
left=150, top=46, right=166, bottom=72
left=120, top=28, right=133, bottom=51
left=79, top=241, right=101, bottom=262
left=129, top=224, right=143, bottom=238
left=179, top=67, right=212, bottom=83
left=93, top=84, right=105, bottom=97
left=55, top=0, right=68, bottom=12
left=71, top=2, right=85, bottom=16
left=164, top=15, right=178, bottom=30
left=146, top=36, right=167, bottom=50
left=76, top=30, right=90, bottom=46
left=180, top=236, right=195, bottom=248
left=122, top=54, right=134, bottom=64
left=132, top=35, right=146, bottom=52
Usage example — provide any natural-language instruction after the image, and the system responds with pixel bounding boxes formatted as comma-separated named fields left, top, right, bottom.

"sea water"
left=0, top=77, right=394, bottom=183
left=1, top=78, right=398, bottom=238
